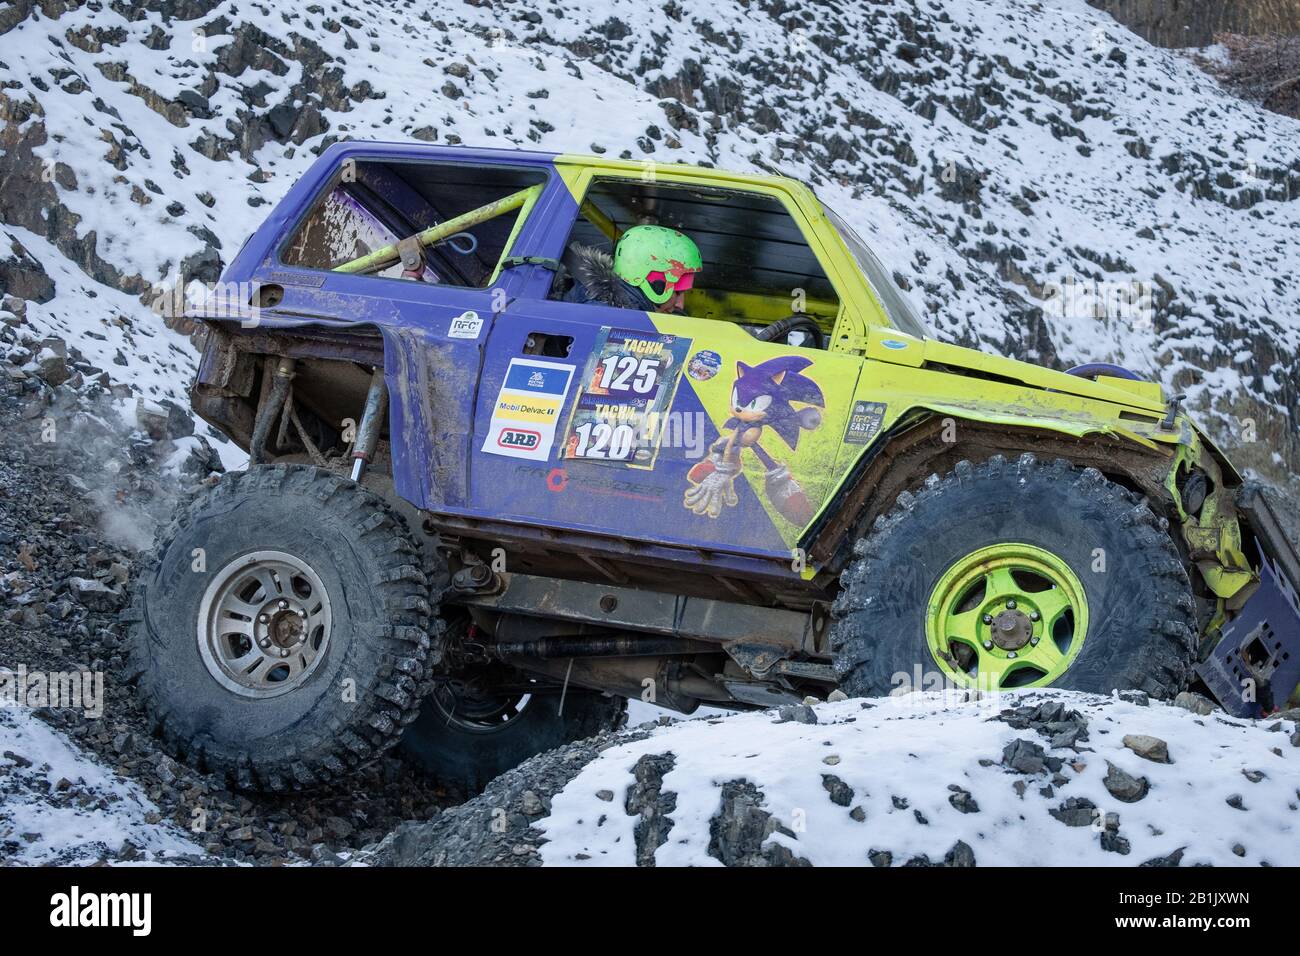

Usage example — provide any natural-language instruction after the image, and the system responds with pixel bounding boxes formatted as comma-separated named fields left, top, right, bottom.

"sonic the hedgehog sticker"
left=684, top=355, right=825, bottom=524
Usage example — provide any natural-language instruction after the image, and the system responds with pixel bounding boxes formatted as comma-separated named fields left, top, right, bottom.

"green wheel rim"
left=925, top=543, right=1089, bottom=691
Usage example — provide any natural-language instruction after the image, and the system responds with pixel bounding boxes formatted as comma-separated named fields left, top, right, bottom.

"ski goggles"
left=646, top=269, right=697, bottom=295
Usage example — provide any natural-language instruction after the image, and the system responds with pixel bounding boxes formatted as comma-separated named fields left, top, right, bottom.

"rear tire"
left=830, top=455, right=1197, bottom=700
left=128, top=464, right=442, bottom=791
left=400, top=678, right=627, bottom=793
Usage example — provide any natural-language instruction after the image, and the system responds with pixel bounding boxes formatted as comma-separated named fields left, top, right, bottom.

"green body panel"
left=550, top=152, right=1257, bottom=602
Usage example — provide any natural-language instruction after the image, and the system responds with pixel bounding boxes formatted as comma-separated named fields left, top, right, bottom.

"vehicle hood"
left=864, top=329, right=1167, bottom=414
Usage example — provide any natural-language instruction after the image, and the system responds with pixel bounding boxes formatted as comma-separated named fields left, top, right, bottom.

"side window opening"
left=551, top=179, right=840, bottom=350
left=280, top=160, right=547, bottom=289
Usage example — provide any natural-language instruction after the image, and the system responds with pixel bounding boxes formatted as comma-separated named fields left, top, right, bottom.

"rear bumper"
left=1195, top=483, right=1300, bottom=717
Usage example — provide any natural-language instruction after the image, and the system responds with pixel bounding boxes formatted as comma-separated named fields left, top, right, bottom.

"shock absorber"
left=249, top=356, right=295, bottom=465
left=350, top=366, right=388, bottom=482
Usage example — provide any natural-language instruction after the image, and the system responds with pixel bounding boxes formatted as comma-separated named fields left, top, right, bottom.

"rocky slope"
left=0, top=350, right=455, bottom=865
left=359, top=690, right=1300, bottom=867
left=1, top=0, right=1298, bottom=491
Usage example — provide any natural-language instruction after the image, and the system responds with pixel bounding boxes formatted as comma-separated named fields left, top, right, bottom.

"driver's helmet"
left=612, top=225, right=703, bottom=305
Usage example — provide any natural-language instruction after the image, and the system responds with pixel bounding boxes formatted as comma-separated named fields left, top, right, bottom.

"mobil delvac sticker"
left=481, top=358, right=575, bottom=461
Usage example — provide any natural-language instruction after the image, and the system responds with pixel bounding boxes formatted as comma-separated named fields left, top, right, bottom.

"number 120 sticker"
left=561, top=327, right=692, bottom=469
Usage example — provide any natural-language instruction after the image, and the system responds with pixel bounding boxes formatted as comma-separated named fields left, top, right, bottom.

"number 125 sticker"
left=561, top=327, right=692, bottom=469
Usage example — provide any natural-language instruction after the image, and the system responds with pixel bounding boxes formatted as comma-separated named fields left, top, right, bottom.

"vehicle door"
left=471, top=170, right=868, bottom=561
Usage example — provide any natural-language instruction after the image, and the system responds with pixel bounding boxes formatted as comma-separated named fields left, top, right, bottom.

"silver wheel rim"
left=197, top=550, right=333, bottom=699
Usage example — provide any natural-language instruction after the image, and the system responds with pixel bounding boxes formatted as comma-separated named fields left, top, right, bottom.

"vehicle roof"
left=317, top=140, right=812, bottom=194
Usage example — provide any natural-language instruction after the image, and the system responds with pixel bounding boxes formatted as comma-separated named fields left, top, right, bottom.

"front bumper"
left=1195, top=484, right=1300, bottom=717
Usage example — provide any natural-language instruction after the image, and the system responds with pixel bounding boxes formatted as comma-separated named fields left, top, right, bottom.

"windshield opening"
left=821, top=203, right=928, bottom=339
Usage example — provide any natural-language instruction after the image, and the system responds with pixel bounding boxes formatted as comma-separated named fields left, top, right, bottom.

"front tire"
left=129, top=465, right=442, bottom=791
left=830, top=455, right=1197, bottom=700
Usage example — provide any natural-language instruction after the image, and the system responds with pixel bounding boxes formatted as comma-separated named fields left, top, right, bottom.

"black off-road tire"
left=127, top=464, right=444, bottom=792
left=401, top=687, right=628, bottom=793
left=830, top=454, right=1197, bottom=700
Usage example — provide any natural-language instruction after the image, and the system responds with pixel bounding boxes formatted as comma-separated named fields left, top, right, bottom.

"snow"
left=2, top=685, right=1296, bottom=868
left=2, top=224, right=197, bottom=403
left=0, top=708, right=204, bottom=865
left=538, top=690, right=1300, bottom=866
left=624, top=699, right=731, bottom=725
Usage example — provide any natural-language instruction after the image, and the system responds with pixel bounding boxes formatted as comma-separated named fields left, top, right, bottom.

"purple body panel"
left=1197, top=554, right=1300, bottom=717
left=212, top=142, right=795, bottom=569
left=474, top=299, right=788, bottom=556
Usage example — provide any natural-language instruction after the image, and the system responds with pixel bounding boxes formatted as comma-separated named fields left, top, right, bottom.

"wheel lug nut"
left=278, top=599, right=289, bottom=609
left=982, top=640, right=993, bottom=650
left=1007, top=651, right=1017, bottom=659
left=1029, top=611, right=1040, bottom=621
left=982, top=613, right=993, bottom=625
left=259, top=639, right=270, bottom=648
left=258, top=613, right=269, bottom=624
left=1005, top=599, right=1017, bottom=609
left=1030, top=637, right=1040, bottom=646
left=280, top=648, right=290, bottom=658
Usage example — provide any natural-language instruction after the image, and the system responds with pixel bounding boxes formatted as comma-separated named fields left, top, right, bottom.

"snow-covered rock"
left=361, top=690, right=1300, bottom=866
left=0, top=707, right=205, bottom=865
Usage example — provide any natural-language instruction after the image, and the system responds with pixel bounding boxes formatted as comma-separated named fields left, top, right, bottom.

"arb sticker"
left=497, top=428, right=541, bottom=450
left=481, top=358, right=575, bottom=461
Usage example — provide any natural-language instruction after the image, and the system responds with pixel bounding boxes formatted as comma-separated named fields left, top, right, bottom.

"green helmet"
left=612, top=225, right=703, bottom=305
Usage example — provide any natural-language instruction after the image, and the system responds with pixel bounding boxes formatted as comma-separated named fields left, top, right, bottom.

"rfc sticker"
left=448, top=310, right=484, bottom=339
left=481, top=358, right=575, bottom=461
left=560, top=327, right=692, bottom=469
left=843, top=400, right=887, bottom=445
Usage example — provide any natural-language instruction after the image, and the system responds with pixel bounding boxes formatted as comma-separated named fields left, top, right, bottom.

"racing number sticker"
left=562, top=327, right=692, bottom=469
left=481, top=358, right=575, bottom=461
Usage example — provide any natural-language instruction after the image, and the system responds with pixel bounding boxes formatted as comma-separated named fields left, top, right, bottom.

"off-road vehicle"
left=131, top=142, right=1300, bottom=792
